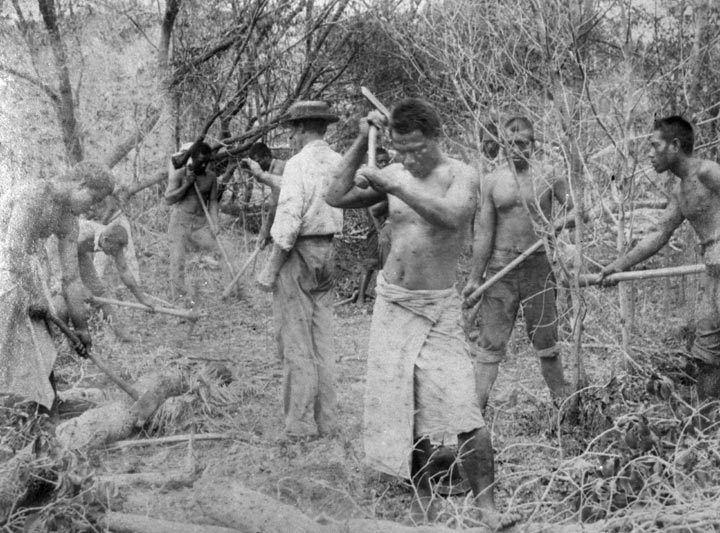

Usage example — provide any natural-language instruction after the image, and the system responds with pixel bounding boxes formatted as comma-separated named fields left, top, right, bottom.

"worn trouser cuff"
left=473, top=347, right=505, bottom=364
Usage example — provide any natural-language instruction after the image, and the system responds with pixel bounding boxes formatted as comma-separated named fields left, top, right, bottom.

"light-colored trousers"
left=168, top=208, right=217, bottom=297
left=273, top=237, right=337, bottom=437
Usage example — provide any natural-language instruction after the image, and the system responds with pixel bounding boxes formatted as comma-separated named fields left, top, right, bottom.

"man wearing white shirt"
left=255, top=101, right=343, bottom=439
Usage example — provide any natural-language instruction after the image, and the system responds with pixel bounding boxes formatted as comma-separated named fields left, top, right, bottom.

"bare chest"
left=493, top=175, right=552, bottom=214
left=678, top=178, right=716, bottom=222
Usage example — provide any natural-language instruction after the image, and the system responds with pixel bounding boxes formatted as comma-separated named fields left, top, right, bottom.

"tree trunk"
left=193, top=477, right=493, bottom=533
left=102, top=512, right=241, bottom=533
left=37, top=0, right=83, bottom=163
left=158, top=0, right=182, bottom=176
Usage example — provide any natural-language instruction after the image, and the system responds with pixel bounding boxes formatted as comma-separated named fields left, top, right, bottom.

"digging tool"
left=193, top=182, right=237, bottom=279
left=355, top=87, right=392, bottom=190
left=29, top=307, right=140, bottom=401
left=360, top=86, right=392, bottom=119
left=89, top=296, right=200, bottom=321
left=565, top=263, right=706, bottom=288
left=466, top=239, right=545, bottom=323
left=221, top=245, right=263, bottom=300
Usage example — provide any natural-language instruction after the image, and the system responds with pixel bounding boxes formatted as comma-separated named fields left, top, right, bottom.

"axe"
left=356, top=87, right=392, bottom=189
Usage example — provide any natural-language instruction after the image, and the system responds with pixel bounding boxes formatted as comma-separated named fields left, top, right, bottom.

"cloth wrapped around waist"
left=0, top=255, right=57, bottom=408
left=363, top=273, right=484, bottom=479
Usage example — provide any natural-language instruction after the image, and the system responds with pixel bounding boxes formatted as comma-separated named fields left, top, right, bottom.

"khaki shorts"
left=467, top=251, right=559, bottom=364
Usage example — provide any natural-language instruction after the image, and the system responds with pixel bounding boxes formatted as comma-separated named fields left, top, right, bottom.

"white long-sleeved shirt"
left=271, top=140, right=343, bottom=251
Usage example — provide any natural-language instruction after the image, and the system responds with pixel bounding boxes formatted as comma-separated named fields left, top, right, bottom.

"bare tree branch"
left=0, top=64, right=59, bottom=102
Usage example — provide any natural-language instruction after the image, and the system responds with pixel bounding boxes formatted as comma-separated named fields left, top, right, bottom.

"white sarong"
left=363, top=273, right=484, bottom=479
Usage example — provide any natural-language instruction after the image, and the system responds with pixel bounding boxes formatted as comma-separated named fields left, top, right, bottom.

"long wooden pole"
left=90, top=296, right=199, bottom=321
left=466, top=239, right=545, bottom=323
left=194, top=182, right=237, bottom=278
left=221, top=246, right=262, bottom=299
left=566, top=264, right=705, bottom=287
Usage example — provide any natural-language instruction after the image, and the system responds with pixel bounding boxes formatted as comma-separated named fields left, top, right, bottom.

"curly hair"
left=65, top=160, right=115, bottom=198
left=654, top=116, right=694, bottom=155
left=390, top=98, right=442, bottom=139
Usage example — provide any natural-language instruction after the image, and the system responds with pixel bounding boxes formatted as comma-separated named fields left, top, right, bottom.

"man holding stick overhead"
left=600, top=116, right=720, bottom=401
left=327, top=98, right=513, bottom=529
left=164, top=141, right=224, bottom=301
left=255, top=101, right=343, bottom=440
left=462, top=116, right=571, bottom=413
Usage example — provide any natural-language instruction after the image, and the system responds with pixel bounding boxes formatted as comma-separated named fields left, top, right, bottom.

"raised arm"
left=602, top=194, right=684, bottom=276
left=164, top=167, right=193, bottom=205
left=366, top=160, right=476, bottom=230
left=326, top=114, right=386, bottom=209
left=244, top=158, right=282, bottom=192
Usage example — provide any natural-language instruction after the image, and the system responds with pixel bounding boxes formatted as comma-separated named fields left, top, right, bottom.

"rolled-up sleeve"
left=271, top=159, right=304, bottom=251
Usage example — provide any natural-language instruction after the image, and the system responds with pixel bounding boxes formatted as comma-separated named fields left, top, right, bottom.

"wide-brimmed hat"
left=282, top=100, right=339, bottom=124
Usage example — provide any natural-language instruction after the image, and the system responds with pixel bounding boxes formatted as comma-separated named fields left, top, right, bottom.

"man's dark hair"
left=248, top=142, right=272, bottom=162
left=654, top=116, right=694, bottom=155
left=390, top=98, right=442, bottom=139
left=101, top=224, right=129, bottom=247
left=189, top=141, right=213, bottom=159
left=66, top=160, right=115, bottom=197
left=504, top=116, right=534, bottom=140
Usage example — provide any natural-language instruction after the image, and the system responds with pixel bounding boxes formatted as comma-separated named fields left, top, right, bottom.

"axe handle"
left=194, top=183, right=237, bottom=277
left=355, top=126, right=378, bottom=190
left=38, top=309, right=140, bottom=401
left=222, top=246, right=262, bottom=299
left=368, top=126, right=378, bottom=167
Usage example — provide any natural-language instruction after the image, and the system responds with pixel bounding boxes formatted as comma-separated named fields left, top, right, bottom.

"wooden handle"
left=466, top=239, right=544, bottom=325
left=355, top=126, right=377, bottom=190
left=222, top=246, right=262, bottom=299
left=90, top=296, right=199, bottom=321
left=568, top=264, right=706, bottom=287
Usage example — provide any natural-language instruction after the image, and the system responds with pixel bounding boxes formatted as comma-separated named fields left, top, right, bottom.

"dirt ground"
left=40, top=219, right=707, bottom=530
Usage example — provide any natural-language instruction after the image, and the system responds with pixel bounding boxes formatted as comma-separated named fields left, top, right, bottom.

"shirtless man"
left=601, top=116, right=720, bottom=401
left=164, top=141, right=221, bottom=300
left=0, top=161, right=115, bottom=409
left=327, top=99, right=509, bottom=528
left=463, top=116, right=570, bottom=412
left=79, top=222, right=154, bottom=341
left=89, top=193, right=141, bottom=283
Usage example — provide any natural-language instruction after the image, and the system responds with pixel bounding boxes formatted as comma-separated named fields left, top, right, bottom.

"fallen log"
left=565, top=264, right=705, bottom=288
left=102, top=512, right=241, bottom=533
left=55, top=369, right=185, bottom=451
left=1, top=370, right=187, bottom=522
left=193, top=477, right=493, bottom=533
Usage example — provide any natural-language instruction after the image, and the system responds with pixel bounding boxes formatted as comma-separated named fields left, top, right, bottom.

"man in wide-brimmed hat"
left=255, top=100, right=343, bottom=440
